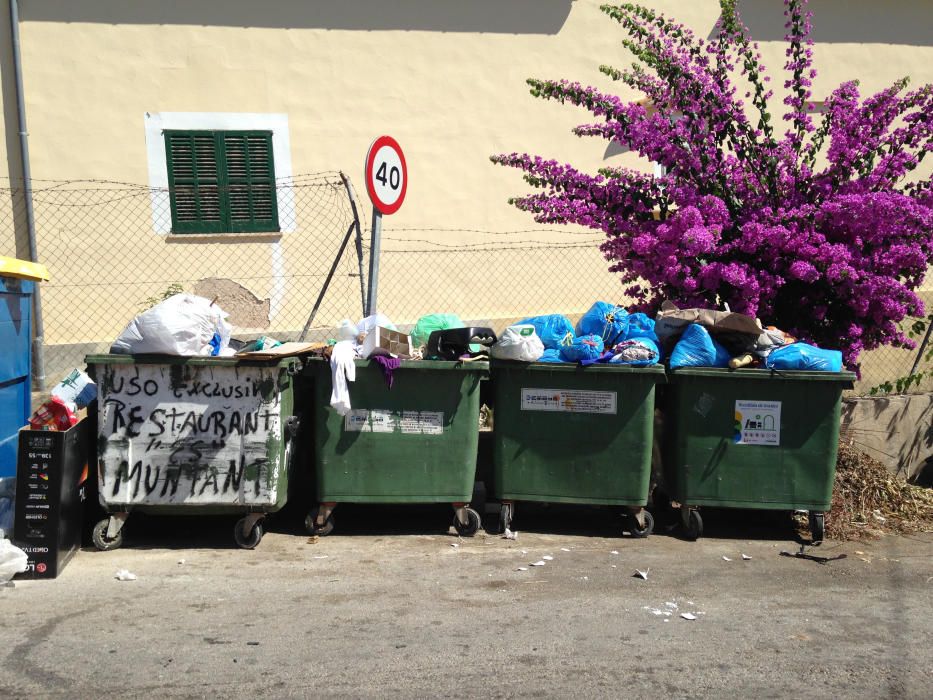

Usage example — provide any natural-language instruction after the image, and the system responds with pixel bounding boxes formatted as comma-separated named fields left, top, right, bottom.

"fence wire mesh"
left=1, top=174, right=930, bottom=396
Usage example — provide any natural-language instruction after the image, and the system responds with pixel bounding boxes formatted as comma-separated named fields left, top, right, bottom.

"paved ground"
left=2, top=504, right=932, bottom=699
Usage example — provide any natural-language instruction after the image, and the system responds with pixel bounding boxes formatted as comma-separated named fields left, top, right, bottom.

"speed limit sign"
left=365, top=135, right=407, bottom=215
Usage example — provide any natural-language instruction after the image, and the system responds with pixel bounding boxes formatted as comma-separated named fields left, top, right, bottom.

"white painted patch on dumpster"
left=95, top=363, right=285, bottom=507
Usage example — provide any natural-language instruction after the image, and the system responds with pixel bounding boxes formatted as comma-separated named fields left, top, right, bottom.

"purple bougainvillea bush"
left=492, top=0, right=932, bottom=369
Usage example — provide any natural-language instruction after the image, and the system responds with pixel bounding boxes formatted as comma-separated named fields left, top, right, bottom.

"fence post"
left=908, top=321, right=933, bottom=378
left=338, top=172, right=367, bottom=317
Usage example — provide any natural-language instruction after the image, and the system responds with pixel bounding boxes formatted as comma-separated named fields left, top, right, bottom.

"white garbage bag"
left=111, top=294, right=232, bottom=356
left=491, top=325, right=545, bottom=362
left=0, top=538, right=28, bottom=584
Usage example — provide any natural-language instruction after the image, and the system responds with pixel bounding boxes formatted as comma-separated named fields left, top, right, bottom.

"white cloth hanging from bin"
left=330, top=341, right=356, bottom=416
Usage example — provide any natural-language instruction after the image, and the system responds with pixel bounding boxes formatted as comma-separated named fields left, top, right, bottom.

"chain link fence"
left=1, top=174, right=930, bottom=396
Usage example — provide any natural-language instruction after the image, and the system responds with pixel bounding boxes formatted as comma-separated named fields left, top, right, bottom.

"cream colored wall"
left=8, top=0, right=933, bottom=348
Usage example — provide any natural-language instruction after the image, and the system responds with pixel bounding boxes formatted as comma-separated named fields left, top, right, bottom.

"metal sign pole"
left=365, top=207, right=382, bottom=316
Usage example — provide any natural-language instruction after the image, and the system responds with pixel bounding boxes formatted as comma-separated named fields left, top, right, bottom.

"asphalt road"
left=2, top=505, right=932, bottom=699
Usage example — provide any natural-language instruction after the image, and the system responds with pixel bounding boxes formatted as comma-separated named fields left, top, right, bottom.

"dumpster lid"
left=0, top=256, right=50, bottom=282
left=492, top=360, right=666, bottom=377
left=85, top=353, right=299, bottom=368
left=669, top=367, right=857, bottom=382
left=302, top=356, right=488, bottom=371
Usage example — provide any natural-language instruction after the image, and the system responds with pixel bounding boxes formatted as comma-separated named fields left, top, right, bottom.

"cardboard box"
left=13, top=419, right=90, bottom=579
left=360, top=326, right=412, bottom=359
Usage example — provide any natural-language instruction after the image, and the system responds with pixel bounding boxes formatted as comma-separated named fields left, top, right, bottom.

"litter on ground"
left=114, top=569, right=137, bottom=581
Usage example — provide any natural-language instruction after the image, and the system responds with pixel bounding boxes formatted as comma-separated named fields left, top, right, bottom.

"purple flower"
left=493, top=0, right=933, bottom=371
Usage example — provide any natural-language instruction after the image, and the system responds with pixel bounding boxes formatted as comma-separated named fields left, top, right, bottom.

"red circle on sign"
left=365, top=135, right=407, bottom=215
left=36, top=562, right=47, bottom=573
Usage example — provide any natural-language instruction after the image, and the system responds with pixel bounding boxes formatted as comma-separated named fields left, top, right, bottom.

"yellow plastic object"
left=0, top=256, right=50, bottom=281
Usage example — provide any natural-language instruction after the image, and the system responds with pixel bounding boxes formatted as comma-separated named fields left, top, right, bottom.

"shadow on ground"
left=82, top=499, right=810, bottom=551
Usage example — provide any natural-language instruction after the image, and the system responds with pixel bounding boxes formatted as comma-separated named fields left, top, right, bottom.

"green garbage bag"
left=410, top=313, right=472, bottom=350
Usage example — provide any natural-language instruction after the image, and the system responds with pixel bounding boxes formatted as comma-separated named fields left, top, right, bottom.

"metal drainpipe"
left=9, top=0, right=45, bottom=390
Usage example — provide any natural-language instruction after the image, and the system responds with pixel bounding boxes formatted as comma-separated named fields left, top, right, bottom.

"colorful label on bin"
left=344, top=410, right=444, bottom=435
left=520, top=388, right=617, bottom=414
left=734, top=400, right=781, bottom=445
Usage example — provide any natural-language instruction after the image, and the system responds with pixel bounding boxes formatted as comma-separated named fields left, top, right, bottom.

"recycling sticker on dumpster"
left=344, top=410, right=444, bottom=435
left=734, top=400, right=781, bottom=445
left=520, top=388, right=617, bottom=414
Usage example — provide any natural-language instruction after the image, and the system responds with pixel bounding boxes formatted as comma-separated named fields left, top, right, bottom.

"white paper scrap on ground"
left=610, top=550, right=619, bottom=555
left=313, top=555, right=329, bottom=559
left=742, top=554, right=752, bottom=560
left=114, top=569, right=137, bottom=581
left=530, top=560, right=546, bottom=567
left=665, top=601, right=678, bottom=609
left=450, top=543, right=459, bottom=548
left=681, top=612, right=697, bottom=620
left=503, top=529, right=518, bottom=540
left=177, top=559, right=186, bottom=565
left=516, top=567, right=528, bottom=571
left=634, top=568, right=649, bottom=580
left=560, top=548, right=571, bottom=552
left=722, top=556, right=733, bottom=561
left=520, top=550, right=528, bottom=555
left=542, top=555, right=554, bottom=561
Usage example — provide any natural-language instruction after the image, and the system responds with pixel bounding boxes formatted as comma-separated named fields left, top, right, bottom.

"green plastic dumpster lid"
left=85, top=353, right=298, bottom=368
left=302, top=356, right=488, bottom=372
left=669, top=367, right=857, bottom=384
left=491, top=359, right=666, bottom=380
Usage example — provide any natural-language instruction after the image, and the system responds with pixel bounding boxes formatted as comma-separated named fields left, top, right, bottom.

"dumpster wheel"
left=498, top=503, right=514, bottom=534
left=234, top=516, right=264, bottom=549
left=453, top=507, right=481, bottom=537
left=305, top=507, right=335, bottom=537
left=681, top=508, right=703, bottom=541
left=628, top=510, right=654, bottom=538
left=808, top=511, right=825, bottom=544
left=92, top=518, right=124, bottom=551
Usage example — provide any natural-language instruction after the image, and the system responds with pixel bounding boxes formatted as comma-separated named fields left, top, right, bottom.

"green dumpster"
left=305, top=357, right=487, bottom=536
left=87, top=354, right=301, bottom=550
left=491, top=361, right=666, bottom=537
left=664, top=367, right=856, bottom=541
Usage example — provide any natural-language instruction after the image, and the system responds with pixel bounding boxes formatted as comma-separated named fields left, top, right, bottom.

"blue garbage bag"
left=517, top=314, right=575, bottom=350
left=537, top=348, right=564, bottom=363
left=620, top=312, right=659, bottom=343
left=670, top=324, right=731, bottom=368
left=559, top=334, right=605, bottom=363
left=765, top=343, right=843, bottom=372
left=576, top=302, right=628, bottom=346
left=609, top=337, right=661, bottom=366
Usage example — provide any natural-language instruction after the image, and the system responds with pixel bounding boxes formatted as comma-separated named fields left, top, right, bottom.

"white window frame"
left=144, top=112, right=296, bottom=234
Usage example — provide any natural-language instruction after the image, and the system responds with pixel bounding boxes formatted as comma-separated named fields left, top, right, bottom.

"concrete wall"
left=841, top=393, right=933, bottom=481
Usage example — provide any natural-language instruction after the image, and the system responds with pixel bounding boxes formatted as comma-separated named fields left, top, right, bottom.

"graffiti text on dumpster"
left=97, top=364, right=284, bottom=506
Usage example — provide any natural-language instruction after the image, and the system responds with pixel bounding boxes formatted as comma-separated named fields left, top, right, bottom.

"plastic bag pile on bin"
left=490, top=302, right=663, bottom=367
left=656, top=301, right=843, bottom=371
left=486, top=299, right=842, bottom=372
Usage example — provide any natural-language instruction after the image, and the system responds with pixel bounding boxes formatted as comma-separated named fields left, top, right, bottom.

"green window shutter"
left=222, top=131, right=279, bottom=233
left=164, top=129, right=279, bottom=234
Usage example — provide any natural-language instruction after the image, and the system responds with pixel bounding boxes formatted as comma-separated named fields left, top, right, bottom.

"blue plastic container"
left=0, top=275, right=33, bottom=481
